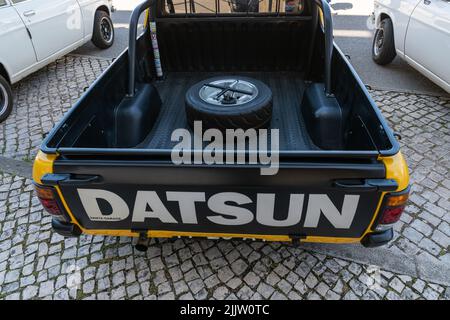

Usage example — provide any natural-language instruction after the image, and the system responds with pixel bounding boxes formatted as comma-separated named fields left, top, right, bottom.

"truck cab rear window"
left=160, top=0, right=305, bottom=15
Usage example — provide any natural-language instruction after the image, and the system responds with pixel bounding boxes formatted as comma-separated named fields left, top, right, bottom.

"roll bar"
left=128, top=0, right=155, bottom=96
left=315, top=0, right=334, bottom=95
left=127, top=0, right=334, bottom=96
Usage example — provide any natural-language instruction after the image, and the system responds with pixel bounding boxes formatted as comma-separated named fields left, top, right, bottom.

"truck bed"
left=43, top=28, right=399, bottom=159
left=137, top=72, right=318, bottom=151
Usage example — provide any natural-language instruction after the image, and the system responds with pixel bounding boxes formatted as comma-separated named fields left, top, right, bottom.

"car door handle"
left=23, top=10, right=36, bottom=17
left=424, top=0, right=431, bottom=5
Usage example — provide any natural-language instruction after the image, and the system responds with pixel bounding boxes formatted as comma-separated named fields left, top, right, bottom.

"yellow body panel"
left=33, top=151, right=57, bottom=184
left=144, top=9, right=149, bottom=28
left=33, top=151, right=410, bottom=243
left=379, top=152, right=410, bottom=192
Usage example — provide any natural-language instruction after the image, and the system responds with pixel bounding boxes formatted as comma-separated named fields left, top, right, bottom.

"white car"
left=0, top=0, right=115, bottom=122
left=372, top=0, right=450, bottom=93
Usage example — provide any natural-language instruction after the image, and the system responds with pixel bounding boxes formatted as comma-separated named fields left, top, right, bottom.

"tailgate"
left=50, top=159, right=396, bottom=239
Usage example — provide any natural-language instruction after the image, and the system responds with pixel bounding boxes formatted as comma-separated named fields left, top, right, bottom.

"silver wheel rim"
left=100, top=17, right=113, bottom=43
left=374, top=29, right=384, bottom=56
left=0, top=83, right=8, bottom=116
left=199, top=79, right=258, bottom=106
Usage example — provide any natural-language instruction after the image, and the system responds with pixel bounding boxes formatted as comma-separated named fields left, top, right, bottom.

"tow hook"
left=135, top=232, right=150, bottom=252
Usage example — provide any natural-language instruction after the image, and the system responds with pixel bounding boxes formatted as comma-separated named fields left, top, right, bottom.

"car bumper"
left=361, top=228, right=394, bottom=248
left=52, top=218, right=82, bottom=237
left=52, top=218, right=394, bottom=248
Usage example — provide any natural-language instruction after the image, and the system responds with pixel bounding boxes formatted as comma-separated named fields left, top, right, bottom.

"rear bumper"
left=51, top=218, right=394, bottom=247
left=360, top=228, right=393, bottom=248
left=52, top=219, right=82, bottom=238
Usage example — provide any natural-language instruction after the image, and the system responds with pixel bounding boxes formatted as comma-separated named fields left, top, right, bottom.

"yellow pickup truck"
left=33, top=0, right=409, bottom=251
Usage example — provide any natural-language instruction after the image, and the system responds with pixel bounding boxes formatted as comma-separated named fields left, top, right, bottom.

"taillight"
left=378, top=189, right=410, bottom=226
left=34, top=184, right=66, bottom=219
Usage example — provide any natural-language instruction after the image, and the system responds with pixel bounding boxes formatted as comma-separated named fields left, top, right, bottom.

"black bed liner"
left=137, top=72, right=319, bottom=151
left=40, top=0, right=399, bottom=159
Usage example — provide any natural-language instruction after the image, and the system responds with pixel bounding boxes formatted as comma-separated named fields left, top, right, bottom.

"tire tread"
left=92, top=10, right=114, bottom=49
left=372, top=18, right=396, bottom=65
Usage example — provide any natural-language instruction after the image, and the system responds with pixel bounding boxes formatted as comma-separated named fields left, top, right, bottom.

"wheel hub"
left=100, top=18, right=112, bottom=42
left=199, top=79, right=258, bottom=106
left=374, top=29, right=384, bottom=55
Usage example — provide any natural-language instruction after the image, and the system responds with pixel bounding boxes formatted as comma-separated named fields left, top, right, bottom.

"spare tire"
left=185, top=76, right=272, bottom=131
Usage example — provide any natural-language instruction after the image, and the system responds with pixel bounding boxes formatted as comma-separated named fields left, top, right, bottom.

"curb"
left=301, top=243, right=450, bottom=287
left=367, top=85, right=450, bottom=99
left=0, top=156, right=32, bottom=179
left=67, top=53, right=115, bottom=61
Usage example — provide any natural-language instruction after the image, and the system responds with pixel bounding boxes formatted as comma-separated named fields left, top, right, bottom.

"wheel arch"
left=376, top=12, right=392, bottom=28
left=0, top=63, right=11, bottom=84
left=96, top=5, right=110, bottom=15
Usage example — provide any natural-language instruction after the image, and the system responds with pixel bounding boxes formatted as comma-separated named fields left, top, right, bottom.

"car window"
left=11, top=0, right=28, bottom=3
left=0, top=0, right=8, bottom=7
left=161, top=0, right=305, bottom=15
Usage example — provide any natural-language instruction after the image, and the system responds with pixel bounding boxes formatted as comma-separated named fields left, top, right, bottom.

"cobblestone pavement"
left=0, top=55, right=449, bottom=300
left=0, top=173, right=449, bottom=300
left=0, top=56, right=110, bottom=161
left=371, top=92, right=450, bottom=264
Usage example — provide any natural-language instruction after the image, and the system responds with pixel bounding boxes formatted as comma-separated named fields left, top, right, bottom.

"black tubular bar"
left=128, top=0, right=333, bottom=95
left=190, top=0, right=196, bottom=12
left=315, top=0, right=333, bottom=95
left=304, top=2, right=318, bottom=78
left=167, top=0, right=175, bottom=13
left=128, top=0, right=155, bottom=96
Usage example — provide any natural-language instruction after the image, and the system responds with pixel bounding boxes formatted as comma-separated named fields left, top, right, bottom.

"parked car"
left=33, top=0, right=410, bottom=250
left=372, top=0, right=450, bottom=93
left=0, top=0, right=115, bottom=122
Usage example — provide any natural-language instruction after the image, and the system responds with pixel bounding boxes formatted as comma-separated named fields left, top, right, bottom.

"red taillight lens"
left=34, top=184, right=63, bottom=216
left=380, top=206, right=405, bottom=224
left=39, top=198, right=62, bottom=215
left=379, top=190, right=410, bottom=225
